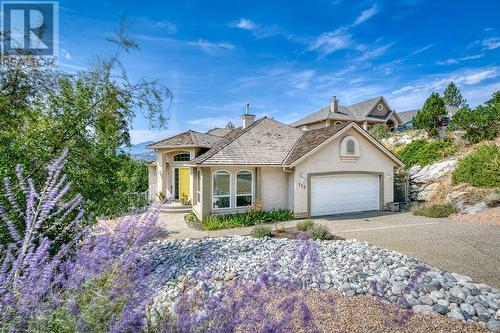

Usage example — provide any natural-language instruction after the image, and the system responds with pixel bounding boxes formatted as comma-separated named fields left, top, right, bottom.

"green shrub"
left=201, top=210, right=294, bottom=230
left=251, top=225, right=273, bottom=238
left=308, top=225, right=331, bottom=240
left=449, top=91, right=500, bottom=143
left=296, top=219, right=314, bottom=231
left=185, top=212, right=198, bottom=224
left=452, top=144, right=500, bottom=188
left=397, top=139, right=457, bottom=167
left=369, top=124, right=391, bottom=140
left=412, top=203, right=456, bottom=218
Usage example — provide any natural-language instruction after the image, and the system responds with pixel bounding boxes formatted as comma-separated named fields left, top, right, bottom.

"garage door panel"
left=311, top=174, right=379, bottom=216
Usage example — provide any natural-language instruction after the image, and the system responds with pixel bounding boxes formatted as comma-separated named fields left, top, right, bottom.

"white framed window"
left=196, top=169, right=201, bottom=204
left=212, top=171, right=230, bottom=209
left=173, top=153, right=190, bottom=162
left=236, top=170, right=253, bottom=207
left=340, top=136, right=360, bottom=160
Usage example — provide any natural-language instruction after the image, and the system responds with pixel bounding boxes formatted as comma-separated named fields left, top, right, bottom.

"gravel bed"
left=451, top=207, right=500, bottom=227
left=143, top=236, right=500, bottom=331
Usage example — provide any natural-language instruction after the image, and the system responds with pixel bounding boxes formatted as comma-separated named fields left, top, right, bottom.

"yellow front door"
left=179, top=168, right=190, bottom=200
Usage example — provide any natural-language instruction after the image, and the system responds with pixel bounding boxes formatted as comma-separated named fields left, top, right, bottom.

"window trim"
left=173, top=153, right=191, bottom=162
left=212, top=170, right=231, bottom=210
left=196, top=169, right=201, bottom=204
left=340, top=136, right=360, bottom=160
left=235, top=170, right=254, bottom=207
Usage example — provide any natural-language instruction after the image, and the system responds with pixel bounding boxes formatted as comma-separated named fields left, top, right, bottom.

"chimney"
left=330, top=96, right=338, bottom=113
left=242, top=103, right=256, bottom=129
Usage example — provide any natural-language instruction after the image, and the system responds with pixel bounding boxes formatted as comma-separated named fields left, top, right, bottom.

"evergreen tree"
left=413, top=92, right=447, bottom=137
left=443, top=82, right=466, bottom=107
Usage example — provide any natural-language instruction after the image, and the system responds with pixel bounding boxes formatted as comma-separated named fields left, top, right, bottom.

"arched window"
left=346, top=139, right=355, bottom=154
left=334, top=121, right=343, bottom=126
left=212, top=171, right=230, bottom=209
left=236, top=170, right=253, bottom=207
left=340, top=136, right=360, bottom=159
left=173, top=153, right=190, bottom=161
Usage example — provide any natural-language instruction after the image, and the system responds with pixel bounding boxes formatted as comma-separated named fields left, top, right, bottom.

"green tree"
left=450, top=91, right=500, bottom=143
left=413, top=92, right=447, bottom=137
left=0, top=19, right=171, bottom=223
left=443, top=82, right=466, bottom=107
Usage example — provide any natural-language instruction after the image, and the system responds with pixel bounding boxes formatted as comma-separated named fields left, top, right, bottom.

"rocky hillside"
left=382, top=131, right=499, bottom=214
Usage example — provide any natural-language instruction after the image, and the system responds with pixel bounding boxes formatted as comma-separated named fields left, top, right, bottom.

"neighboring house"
left=397, top=105, right=459, bottom=131
left=290, top=96, right=403, bottom=132
left=147, top=112, right=403, bottom=220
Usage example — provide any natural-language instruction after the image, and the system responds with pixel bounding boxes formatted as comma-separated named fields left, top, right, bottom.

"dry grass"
left=230, top=287, right=489, bottom=333
left=451, top=207, right=500, bottom=227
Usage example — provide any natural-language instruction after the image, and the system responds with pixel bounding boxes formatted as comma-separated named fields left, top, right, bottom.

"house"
left=290, top=96, right=402, bottom=132
left=397, top=105, right=460, bottom=131
left=147, top=111, right=403, bottom=220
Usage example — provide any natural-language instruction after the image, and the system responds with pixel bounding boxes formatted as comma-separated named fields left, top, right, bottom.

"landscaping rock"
left=144, top=236, right=500, bottom=328
left=420, top=296, right=434, bottom=306
left=412, top=305, right=435, bottom=315
left=488, top=319, right=500, bottom=332
left=433, top=304, right=449, bottom=315
left=449, top=308, right=465, bottom=321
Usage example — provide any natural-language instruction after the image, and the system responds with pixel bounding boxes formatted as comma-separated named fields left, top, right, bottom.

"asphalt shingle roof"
left=190, top=117, right=304, bottom=165
left=283, top=123, right=350, bottom=165
left=290, top=96, right=394, bottom=127
left=146, top=130, right=222, bottom=149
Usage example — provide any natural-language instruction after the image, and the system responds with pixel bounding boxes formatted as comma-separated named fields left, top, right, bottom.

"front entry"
left=174, top=167, right=190, bottom=200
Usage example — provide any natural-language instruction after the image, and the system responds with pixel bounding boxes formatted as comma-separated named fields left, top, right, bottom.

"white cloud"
left=155, top=21, right=177, bottom=34
left=436, top=54, right=483, bottom=65
left=357, top=42, right=396, bottom=61
left=389, top=67, right=500, bottom=110
left=407, top=43, right=436, bottom=57
left=308, top=29, right=353, bottom=56
left=233, top=18, right=256, bottom=30
left=353, top=4, right=380, bottom=26
left=187, top=39, right=235, bottom=54
left=482, top=36, right=500, bottom=50
left=308, top=4, right=382, bottom=56
left=230, top=18, right=279, bottom=39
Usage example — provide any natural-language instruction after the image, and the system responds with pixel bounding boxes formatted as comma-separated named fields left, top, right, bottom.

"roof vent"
left=242, top=103, right=255, bottom=129
left=330, top=96, right=339, bottom=113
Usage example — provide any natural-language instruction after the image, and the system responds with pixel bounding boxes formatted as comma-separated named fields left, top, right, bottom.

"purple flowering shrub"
left=0, top=149, right=84, bottom=330
left=0, top=151, right=164, bottom=332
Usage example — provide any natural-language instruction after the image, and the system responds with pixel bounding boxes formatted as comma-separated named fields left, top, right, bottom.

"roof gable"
left=286, top=122, right=403, bottom=167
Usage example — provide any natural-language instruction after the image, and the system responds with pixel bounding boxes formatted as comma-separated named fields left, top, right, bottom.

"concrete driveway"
left=314, top=211, right=500, bottom=288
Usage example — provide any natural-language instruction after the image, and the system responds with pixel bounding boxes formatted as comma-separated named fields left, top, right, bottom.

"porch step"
left=159, top=203, right=192, bottom=214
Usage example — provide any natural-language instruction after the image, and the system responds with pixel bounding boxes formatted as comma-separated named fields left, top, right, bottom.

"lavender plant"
left=1, top=150, right=164, bottom=332
left=0, top=149, right=84, bottom=331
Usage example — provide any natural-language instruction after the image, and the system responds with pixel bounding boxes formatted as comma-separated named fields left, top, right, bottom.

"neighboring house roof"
left=398, top=109, right=420, bottom=124
left=190, top=117, right=303, bottom=165
left=206, top=128, right=233, bottom=137
left=398, top=105, right=460, bottom=125
left=291, top=96, right=400, bottom=127
left=146, top=130, right=222, bottom=149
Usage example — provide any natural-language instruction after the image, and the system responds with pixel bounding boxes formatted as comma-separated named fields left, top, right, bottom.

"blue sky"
left=59, top=0, right=500, bottom=144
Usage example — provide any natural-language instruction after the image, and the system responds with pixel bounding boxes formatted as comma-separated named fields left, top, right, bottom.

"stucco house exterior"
left=291, top=96, right=403, bottom=132
left=147, top=110, right=403, bottom=220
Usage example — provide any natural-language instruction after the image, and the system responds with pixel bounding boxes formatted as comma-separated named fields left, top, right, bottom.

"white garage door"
left=311, top=174, right=379, bottom=216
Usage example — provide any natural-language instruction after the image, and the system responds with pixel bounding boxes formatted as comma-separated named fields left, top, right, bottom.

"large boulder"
left=411, top=159, right=458, bottom=184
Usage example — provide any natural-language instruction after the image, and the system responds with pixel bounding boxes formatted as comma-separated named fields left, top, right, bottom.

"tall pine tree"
left=443, top=82, right=466, bottom=107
